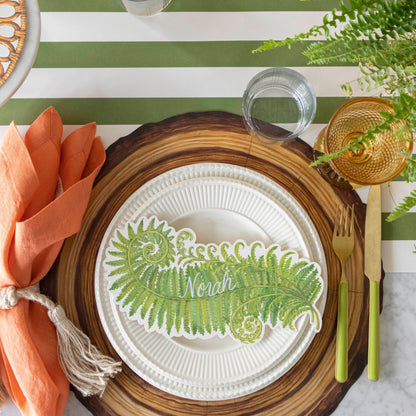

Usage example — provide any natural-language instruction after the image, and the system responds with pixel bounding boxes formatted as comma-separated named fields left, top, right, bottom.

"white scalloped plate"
left=95, top=163, right=327, bottom=400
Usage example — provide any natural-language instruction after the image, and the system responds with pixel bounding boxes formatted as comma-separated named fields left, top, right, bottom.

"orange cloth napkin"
left=0, top=107, right=106, bottom=416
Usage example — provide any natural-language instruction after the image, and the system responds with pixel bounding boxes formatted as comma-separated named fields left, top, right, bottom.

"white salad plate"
left=95, top=163, right=327, bottom=400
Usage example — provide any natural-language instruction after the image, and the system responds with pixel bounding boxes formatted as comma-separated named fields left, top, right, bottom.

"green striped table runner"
left=0, top=0, right=414, bottom=271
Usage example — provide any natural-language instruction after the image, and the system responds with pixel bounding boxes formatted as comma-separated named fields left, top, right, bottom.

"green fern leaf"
left=386, top=189, right=416, bottom=222
left=116, top=280, right=137, bottom=303
left=109, top=273, right=135, bottom=291
left=105, top=217, right=324, bottom=344
left=254, top=0, right=416, bottom=190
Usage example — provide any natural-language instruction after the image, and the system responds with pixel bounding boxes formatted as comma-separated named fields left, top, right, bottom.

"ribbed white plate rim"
left=95, top=162, right=327, bottom=400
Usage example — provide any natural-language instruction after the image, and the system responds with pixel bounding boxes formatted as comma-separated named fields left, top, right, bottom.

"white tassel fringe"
left=0, top=285, right=121, bottom=397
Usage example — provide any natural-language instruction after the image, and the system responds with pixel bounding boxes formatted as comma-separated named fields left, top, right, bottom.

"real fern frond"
left=310, top=135, right=371, bottom=166
left=400, top=156, right=416, bottom=183
left=254, top=0, right=416, bottom=173
left=386, top=189, right=416, bottom=222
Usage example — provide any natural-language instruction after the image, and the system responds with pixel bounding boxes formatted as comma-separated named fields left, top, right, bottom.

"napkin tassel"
left=0, top=285, right=122, bottom=397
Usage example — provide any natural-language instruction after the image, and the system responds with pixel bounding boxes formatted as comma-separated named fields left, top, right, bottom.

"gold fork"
left=332, top=204, right=355, bottom=383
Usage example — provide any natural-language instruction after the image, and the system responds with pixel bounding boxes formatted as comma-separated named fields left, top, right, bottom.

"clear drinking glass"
left=242, top=67, right=316, bottom=142
left=121, top=0, right=172, bottom=16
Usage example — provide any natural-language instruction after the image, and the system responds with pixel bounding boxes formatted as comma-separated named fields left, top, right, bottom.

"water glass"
left=242, top=67, right=316, bottom=142
left=121, top=0, right=172, bottom=16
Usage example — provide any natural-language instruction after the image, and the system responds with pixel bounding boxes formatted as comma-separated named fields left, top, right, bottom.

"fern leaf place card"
left=104, top=216, right=324, bottom=345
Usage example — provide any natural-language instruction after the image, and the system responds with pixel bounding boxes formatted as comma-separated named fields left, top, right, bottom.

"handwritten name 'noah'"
left=180, top=271, right=237, bottom=298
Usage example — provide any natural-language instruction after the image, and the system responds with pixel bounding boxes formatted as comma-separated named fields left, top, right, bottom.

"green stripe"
left=34, top=42, right=356, bottom=68
left=168, top=0, right=339, bottom=12
left=382, top=213, right=416, bottom=240
left=38, top=0, right=125, bottom=12
left=0, top=97, right=350, bottom=125
left=393, top=175, right=408, bottom=182
left=38, top=0, right=338, bottom=12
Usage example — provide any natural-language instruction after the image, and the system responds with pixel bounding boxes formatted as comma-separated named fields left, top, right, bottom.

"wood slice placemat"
left=43, top=111, right=377, bottom=416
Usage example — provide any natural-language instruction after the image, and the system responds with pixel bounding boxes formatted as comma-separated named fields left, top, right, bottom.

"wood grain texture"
left=42, top=111, right=380, bottom=416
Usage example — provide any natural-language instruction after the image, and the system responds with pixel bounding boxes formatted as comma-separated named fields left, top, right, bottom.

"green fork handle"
left=335, top=280, right=348, bottom=382
left=368, top=280, right=380, bottom=381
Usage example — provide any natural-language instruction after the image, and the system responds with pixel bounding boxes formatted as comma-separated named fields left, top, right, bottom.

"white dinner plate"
left=95, top=163, right=327, bottom=400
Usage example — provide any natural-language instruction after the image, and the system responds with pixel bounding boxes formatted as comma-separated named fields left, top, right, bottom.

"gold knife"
left=364, top=184, right=381, bottom=381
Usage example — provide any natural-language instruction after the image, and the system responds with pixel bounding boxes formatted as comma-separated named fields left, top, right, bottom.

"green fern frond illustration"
left=105, top=217, right=324, bottom=344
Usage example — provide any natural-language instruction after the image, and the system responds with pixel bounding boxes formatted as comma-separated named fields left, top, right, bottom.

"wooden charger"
left=42, top=112, right=376, bottom=416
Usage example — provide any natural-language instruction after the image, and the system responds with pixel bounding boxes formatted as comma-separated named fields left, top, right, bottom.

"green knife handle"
left=336, top=280, right=348, bottom=382
left=368, top=280, right=380, bottom=381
